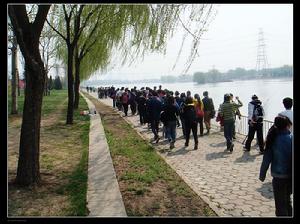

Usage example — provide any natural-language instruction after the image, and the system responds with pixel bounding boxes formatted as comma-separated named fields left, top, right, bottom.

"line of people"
left=85, top=85, right=293, bottom=217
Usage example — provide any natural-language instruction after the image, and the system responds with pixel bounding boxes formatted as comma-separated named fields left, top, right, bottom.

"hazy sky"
left=92, top=4, right=293, bottom=81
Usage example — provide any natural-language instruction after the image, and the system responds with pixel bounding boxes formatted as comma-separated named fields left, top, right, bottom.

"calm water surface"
left=94, top=78, right=293, bottom=121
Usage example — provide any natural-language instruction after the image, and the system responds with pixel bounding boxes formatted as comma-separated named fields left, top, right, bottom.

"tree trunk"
left=74, top=48, right=80, bottom=109
left=17, top=68, right=20, bottom=96
left=16, top=63, right=45, bottom=186
left=66, top=45, right=74, bottom=124
left=11, top=35, right=18, bottom=114
left=9, top=5, right=50, bottom=186
left=44, top=73, right=48, bottom=96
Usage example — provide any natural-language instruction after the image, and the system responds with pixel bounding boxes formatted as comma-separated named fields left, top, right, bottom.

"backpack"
left=195, top=104, right=204, bottom=118
left=252, top=103, right=264, bottom=122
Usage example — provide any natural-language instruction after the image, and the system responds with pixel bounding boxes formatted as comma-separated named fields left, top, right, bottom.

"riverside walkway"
left=85, top=91, right=278, bottom=217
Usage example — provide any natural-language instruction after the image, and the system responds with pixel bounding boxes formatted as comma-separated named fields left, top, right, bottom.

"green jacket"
left=220, top=100, right=243, bottom=122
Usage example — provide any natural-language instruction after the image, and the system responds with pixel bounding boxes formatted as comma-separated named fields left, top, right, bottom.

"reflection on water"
left=94, top=78, right=293, bottom=121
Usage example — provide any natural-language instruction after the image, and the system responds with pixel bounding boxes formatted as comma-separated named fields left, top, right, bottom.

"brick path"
left=86, top=91, right=277, bottom=217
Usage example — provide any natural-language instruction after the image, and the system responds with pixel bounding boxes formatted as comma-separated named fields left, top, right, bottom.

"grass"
left=8, top=89, right=90, bottom=216
left=86, top=93, right=216, bottom=216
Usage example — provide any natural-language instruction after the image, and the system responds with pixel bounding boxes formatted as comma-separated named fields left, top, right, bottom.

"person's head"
left=185, top=96, right=194, bottom=104
left=224, top=94, right=230, bottom=102
left=274, top=115, right=290, bottom=130
left=186, top=90, right=191, bottom=97
left=152, top=91, right=158, bottom=97
left=180, top=92, right=186, bottom=98
left=167, top=95, right=175, bottom=105
left=251, top=94, right=258, bottom=100
left=159, top=85, right=162, bottom=89
left=194, top=93, right=200, bottom=101
left=283, top=97, right=293, bottom=110
left=175, top=91, right=180, bottom=96
left=154, top=86, right=157, bottom=90
left=265, top=115, right=290, bottom=150
left=229, top=93, right=233, bottom=100
left=203, top=91, right=208, bottom=97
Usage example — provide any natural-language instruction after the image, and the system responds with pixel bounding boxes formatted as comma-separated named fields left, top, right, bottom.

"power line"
left=255, top=28, right=269, bottom=76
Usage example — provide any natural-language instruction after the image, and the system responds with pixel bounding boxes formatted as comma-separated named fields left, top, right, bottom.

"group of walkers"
left=84, top=84, right=293, bottom=217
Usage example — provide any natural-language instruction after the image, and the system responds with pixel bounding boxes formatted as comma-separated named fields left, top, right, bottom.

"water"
left=92, top=78, right=293, bottom=122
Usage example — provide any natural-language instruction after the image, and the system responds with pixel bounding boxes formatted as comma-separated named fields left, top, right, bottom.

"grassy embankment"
left=85, top=93, right=216, bottom=216
left=8, top=89, right=90, bottom=216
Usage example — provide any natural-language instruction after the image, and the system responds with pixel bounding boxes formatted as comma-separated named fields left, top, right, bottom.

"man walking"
left=244, top=94, right=265, bottom=153
left=202, top=91, right=215, bottom=135
left=147, top=92, right=162, bottom=143
left=220, top=94, right=243, bottom=152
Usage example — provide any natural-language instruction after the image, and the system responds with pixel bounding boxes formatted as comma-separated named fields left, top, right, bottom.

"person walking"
left=163, top=96, right=180, bottom=149
left=244, top=94, right=265, bottom=153
left=178, top=92, right=187, bottom=138
left=121, top=88, right=129, bottom=116
left=259, top=116, right=293, bottom=216
left=183, top=96, right=198, bottom=150
left=220, top=94, right=243, bottom=152
left=194, top=94, right=204, bottom=136
left=230, top=93, right=241, bottom=139
left=147, top=91, right=162, bottom=143
left=202, top=91, right=215, bottom=135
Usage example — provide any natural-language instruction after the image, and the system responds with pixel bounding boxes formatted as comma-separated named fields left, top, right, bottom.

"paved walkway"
left=81, top=92, right=127, bottom=217
left=85, top=91, right=277, bottom=217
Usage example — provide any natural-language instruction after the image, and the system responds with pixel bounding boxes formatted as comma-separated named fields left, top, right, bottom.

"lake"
left=92, top=78, right=293, bottom=122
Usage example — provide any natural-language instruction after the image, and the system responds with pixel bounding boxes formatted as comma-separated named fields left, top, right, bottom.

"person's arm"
left=259, top=148, right=272, bottom=182
left=248, top=102, right=254, bottom=121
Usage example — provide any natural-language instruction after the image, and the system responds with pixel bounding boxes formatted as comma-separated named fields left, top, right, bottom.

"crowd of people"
left=84, top=85, right=293, bottom=217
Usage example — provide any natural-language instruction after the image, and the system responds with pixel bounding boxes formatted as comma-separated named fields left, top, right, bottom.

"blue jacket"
left=259, top=130, right=292, bottom=180
left=147, top=96, right=162, bottom=121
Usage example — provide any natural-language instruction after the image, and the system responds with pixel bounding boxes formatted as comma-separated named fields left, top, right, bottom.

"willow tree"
left=47, top=4, right=102, bottom=124
left=56, top=4, right=217, bottom=112
left=8, top=4, right=51, bottom=186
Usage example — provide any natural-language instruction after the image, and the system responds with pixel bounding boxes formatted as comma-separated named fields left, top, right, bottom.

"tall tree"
left=9, top=4, right=51, bottom=186
left=56, top=5, right=216, bottom=110
left=47, top=4, right=98, bottom=124
left=10, top=34, right=19, bottom=114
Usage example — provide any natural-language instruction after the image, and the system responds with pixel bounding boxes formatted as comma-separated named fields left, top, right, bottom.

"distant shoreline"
left=83, top=76, right=293, bottom=87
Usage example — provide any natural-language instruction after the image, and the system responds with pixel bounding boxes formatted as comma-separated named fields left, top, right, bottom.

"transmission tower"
left=255, top=28, right=269, bottom=77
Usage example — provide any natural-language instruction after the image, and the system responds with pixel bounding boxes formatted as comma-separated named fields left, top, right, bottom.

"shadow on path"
left=205, top=151, right=231, bottom=161
left=256, top=182, right=274, bottom=199
left=234, top=151, right=262, bottom=163
left=165, top=146, right=191, bottom=157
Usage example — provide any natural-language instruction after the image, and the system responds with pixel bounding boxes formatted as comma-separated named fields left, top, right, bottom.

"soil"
left=8, top=97, right=83, bottom=216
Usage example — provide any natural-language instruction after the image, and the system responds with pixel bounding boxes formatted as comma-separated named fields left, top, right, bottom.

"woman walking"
left=194, top=94, right=204, bottom=136
left=259, top=116, right=293, bottom=216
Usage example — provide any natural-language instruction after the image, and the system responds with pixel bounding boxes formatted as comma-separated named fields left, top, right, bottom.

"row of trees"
left=193, top=65, right=293, bottom=84
left=8, top=4, right=216, bottom=186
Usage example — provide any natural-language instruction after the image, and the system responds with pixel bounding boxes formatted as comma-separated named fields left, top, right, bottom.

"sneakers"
left=194, top=143, right=198, bottom=150
left=185, top=142, right=189, bottom=147
left=229, top=143, right=234, bottom=152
